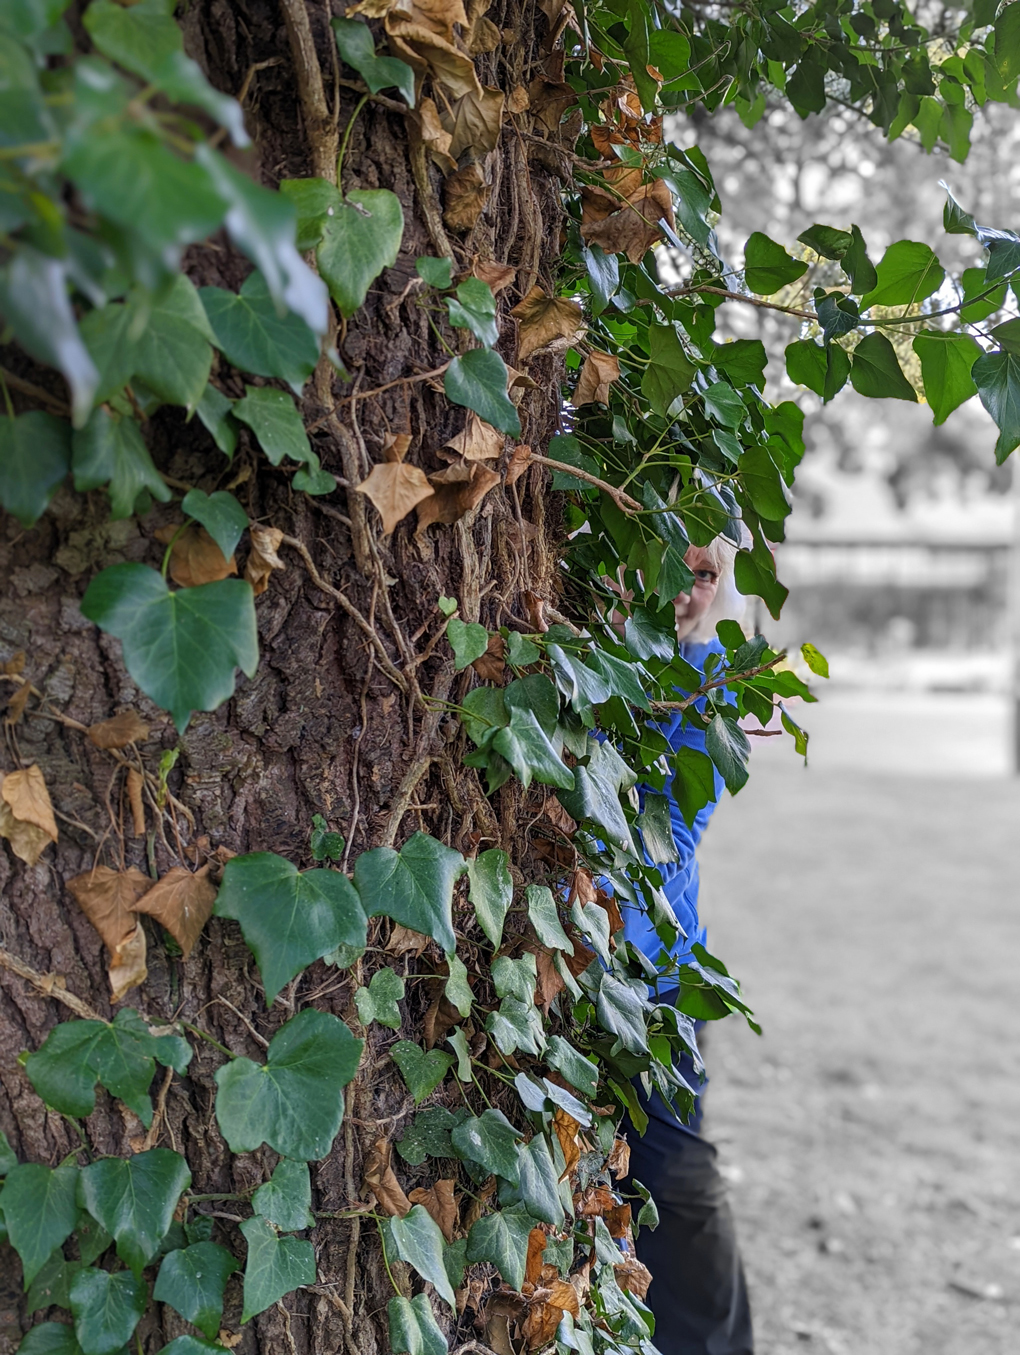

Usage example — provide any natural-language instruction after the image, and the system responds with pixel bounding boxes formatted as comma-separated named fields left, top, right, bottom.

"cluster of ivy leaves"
left=1, top=0, right=1019, bottom=1352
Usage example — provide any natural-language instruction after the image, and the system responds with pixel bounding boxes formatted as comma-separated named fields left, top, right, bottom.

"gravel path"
left=694, top=701, right=1020, bottom=1355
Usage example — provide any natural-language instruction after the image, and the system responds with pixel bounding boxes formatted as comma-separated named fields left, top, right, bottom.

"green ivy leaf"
left=196, top=384, right=237, bottom=459
left=492, top=708, right=574, bottom=791
left=450, top=1109, right=522, bottom=1182
left=239, top=1215, right=315, bottom=1323
left=214, top=1009, right=363, bottom=1160
left=518, top=1133, right=565, bottom=1226
left=390, top=1042, right=455, bottom=1105
left=199, top=272, right=319, bottom=395
left=181, top=489, right=248, bottom=561
left=743, top=232, right=808, bottom=295
left=637, top=792, right=680, bottom=865
left=465, top=1204, right=532, bottom=1290
left=446, top=618, right=489, bottom=670
left=444, top=349, right=521, bottom=436
left=0, top=412, right=71, bottom=527
left=25, top=1008, right=190, bottom=1129
left=557, top=739, right=635, bottom=854
left=446, top=1027, right=472, bottom=1082
left=78, top=302, right=138, bottom=407
left=194, top=144, right=329, bottom=337
left=79, top=1149, right=190, bottom=1278
left=994, top=2, right=1020, bottom=82
left=739, top=443, right=791, bottom=520
left=331, top=18, right=416, bottom=105
left=388, top=1205, right=456, bottom=1309
left=526, top=884, right=572, bottom=952
left=492, top=953, right=536, bottom=1004
left=71, top=409, right=171, bottom=520
left=705, top=713, right=750, bottom=794
left=445, top=952, right=473, bottom=1017
left=354, top=833, right=464, bottom=954
left=416, top=257, right=454, bottom=290
left=848, top=333, right=917, bottom=402
left=596, top=973, right=649, bottom=1055
left=68, top=1267, right=147, bottom=1355
left=81, top=564, right=257, bottom=731
left=84, top=0, right=246, bottom=145
left=972, top=349, right=1020, bottom=464
left=0, top=1128, right=16, bottom=1175
left=860, top=240, right=945, bottom=310
left=796, top=224, right=852, bottom=260
left=153, top=1242, right=238, bottom=1339
left=129, top=275, right=215, bottom=412
left=911, top=331, right=980, bottom=425
left=711, top=338, right=768, bottom=388
left=310, top=813, right=345, bottom=861
left=0, top=247, right=98, bottom=427
left=251, top=1159, right=315, bottom=1231
left=27, top=1250, right=82, bottom=1313
left=641, top=325, right=697, bottom=417
left=466, top=848, right=512, bottom=948
left=233, top=386, right=313, bottom=466
left=446, top=277, right=498, bottom=348
left=387, top=1294, right=449, bottom=1355
left=2, top=1163, right=79, bottom=1288
left=278, top=178, right=337, bottom=251
left=215, top=852, right=367, bottom=1004
left=546, top=1036, right=600, bottom=1097
left=396, top=1107, right=461, bottom=1166
left=14, top=1323, right=86, bottom=1355
left=317, top=188, right=404, bottom=318
left=354, top=966, right=405, bottom=1029
left=485, top=995, right=546, bottom=1056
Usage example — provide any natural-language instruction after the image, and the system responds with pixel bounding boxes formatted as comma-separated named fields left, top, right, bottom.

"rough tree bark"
left=0, top=1, right=571, bottom=1350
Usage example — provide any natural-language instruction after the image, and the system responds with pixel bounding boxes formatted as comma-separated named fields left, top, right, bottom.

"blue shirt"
left=619, top=638, right=727, bottom=976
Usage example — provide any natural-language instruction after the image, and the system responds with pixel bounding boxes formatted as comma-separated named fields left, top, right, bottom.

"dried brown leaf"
left=381, top=432, right=414, bottom=463
left=386, top=19, right=482, bottom=100
left=348, top=0, right=397, bottom=14
left=443, top=163, right=490, bottom=233
left=505, top=444, right=532, bottom=487
left=88, top=710, right=150, bottom=750
left=546, top=1278, right=580, bottom=1316
left=4, top=683, right=30, bottom=726
left=575, top=1184, right=616, bottom=1218
left=473, top=259, right=516, bottom=292
left=67, top=865, right=151, bottom=953
left=155, top=523, right=237, bottom=588
left=524, top=1228, right=547, bottom=1284
left=568, top=867, right=596, bottom=909
left=415, top=96, right=457, bottom=174
left=2, top=764, right=59, bottom=841
left=597, top=887, right=624, bottom=939
left=552, top=1108, right=580, bottom=1181
left=581, top=178, right=675, bottom=265
left=386, top=922, right=429, bottom=956
left=408, top=1178, right=459, bottom=1242
left=524, top=592, right=549, bottom=634
left=131, top=864, right=217, bottom=959
left=109, top=923, right=147, bottom=1003
left=604, top=1202, right=632, bottom=1238
left=464, top=0, right=501, bottom=53
left=533, top=945, right=565, bottom=1014
left=363, top=1138, right=412, bottom=1217
left=441, top=86, right=505, bottom=159
left=126, top=767, right=145, bottom=837
left=356, top=462, right=434, bottom=535
left=614, top=1256, right=652, bottom=1300
left=507, top=84, right=530, bottom=114
left=245, top=525, right=285, bottom=597
left=423, top=991, right=463, bottom=1048
left=526, top=76, right=575, bottom=134
left=574, top=350, right=620, bottom=406
left=0, top=798, right=53, bottom=865
left=471, top=633, right=505, bottom=682
left=2, top=651, right=25, bottom=675
left=522, top=1302, right=561, bottom=1349
left=607, top=1136, right=631, bottom=1179
left=416, top=462, right=499, bottom=534
left=510, top=286, right=585, bottom=363
left=445, top=412, right=505, bottom=461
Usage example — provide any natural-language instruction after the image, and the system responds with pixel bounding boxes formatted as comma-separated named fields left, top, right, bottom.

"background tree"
left=0, top=3, right=1017, bottom=1355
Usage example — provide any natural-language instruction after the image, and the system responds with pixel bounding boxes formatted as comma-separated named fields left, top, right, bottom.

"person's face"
left=673, top=546, right=721, bottom=640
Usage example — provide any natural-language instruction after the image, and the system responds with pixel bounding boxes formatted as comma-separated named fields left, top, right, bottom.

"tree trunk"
left=0, top=2, right=567, bottom=1350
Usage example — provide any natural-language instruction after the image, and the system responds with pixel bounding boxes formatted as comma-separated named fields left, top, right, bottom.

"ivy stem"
left=180, top=1020, right=236, bottom=1059
left=160, top=522, right=189, bottom=579
left=0, top=369, right=13, bottom=419
left=376, top=1216, right=401, bottom=1296
left=187, top=1191, right=248, bottom=1202
left=337, top=94, right=368, bottom=192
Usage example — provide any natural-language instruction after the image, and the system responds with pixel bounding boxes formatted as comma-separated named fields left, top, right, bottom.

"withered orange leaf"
left=507, top=84, right=530, bottom=114
left=356, top=462, right=434, bottom=535
left=473, top=259, right=516, bottom=292
left=471, top=633, right=505, bottom=682
left=525, top=1228, right=547, bottom=1285
left=441, top=86, right=505, bottom=160
left=155, top=523, right=237, bottom=589
left=0, top=799, right=53, bottom=866
left=245, top=525, right=285, bottom=597
left=510, top=286, right=585, bottom=363
left=553, top=1107, right=580, bottom=1180
left=444, top=163, right=490, bottom=233
left=574, top=350, right=620, bottom=406
left=2, top=651, right=25, bottom=675
left=445, top=412, right=505, bottom=461
left=505, top=444, right=532, bottom=487
left=386, top=21, right=481, bottom=100
left=2, top=764, right=58, bottom=841
left=381, top=432, right=414, bottom=463
left=614, top=1256, right=652, bottom=1300
left=408, top=1178, right=459, bottom=1241
left=363, top=1138, right=412, bottom=1217
left=126, top=767, right=145, bottom=837
left=416, top=462, right=499, bottom=534
left=4, top=682, right=30, bottom=726
left=415, top=97, right=457, bottom=174
left=67, top=865, right=151, bottom=953
left=131, top=864, right=217, bottom=959
left=607, top=1136, right=631, bottom=1178
left=109, top=923, right=147, bottom=1003
left=581, top=178, right=675, bottom=265
left=87, top=710, right=150, bottom=750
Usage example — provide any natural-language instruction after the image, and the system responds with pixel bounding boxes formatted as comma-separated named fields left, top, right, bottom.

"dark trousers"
left=624, top=1089, right=754, bottom=1355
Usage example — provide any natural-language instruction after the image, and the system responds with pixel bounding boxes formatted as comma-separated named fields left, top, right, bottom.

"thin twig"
left=305, top=364, right=450, bottom=433
left=0, top=946, right=105, bottom=1021
left=527, top=454, right=643, bottom=512
left=0, top=366, right=70, bottom=415
left=278, top=0, right=337, bottom=182
left=278, top=533, right=409, bottom=694
left=665, top=285, right=816, bottom=320
left=649, top=650, right=789, bottom=711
